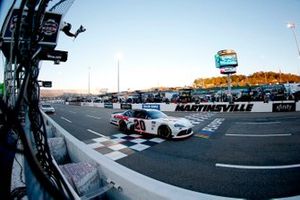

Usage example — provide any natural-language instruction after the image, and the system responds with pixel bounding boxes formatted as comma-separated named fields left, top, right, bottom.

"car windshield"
left=42, top=104, right=51, bottom=108
left=147, top=110, right=168, bottom=119
left=123, top=110, right=133, bottom=117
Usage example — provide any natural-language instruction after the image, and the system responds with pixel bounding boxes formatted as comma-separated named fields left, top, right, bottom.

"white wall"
left=113, top=103, right=121, bottom=109
left=93, top=103, right=104, bottom=108
left=297, top=102, right=300, bottom=111
left=78, top=101, right=300, bottom=113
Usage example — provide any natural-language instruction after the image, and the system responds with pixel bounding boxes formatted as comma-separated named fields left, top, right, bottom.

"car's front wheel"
left=119, top=120, right=127, bottom=132
left=158, top=125, right=172, bottom=139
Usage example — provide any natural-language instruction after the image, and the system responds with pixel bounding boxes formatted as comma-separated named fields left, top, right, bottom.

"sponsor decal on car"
left=151, top=121, right=156, bottom=130
left=114, top=115, right=129, bottom=121
left=175, top=104, right=253, bottom=112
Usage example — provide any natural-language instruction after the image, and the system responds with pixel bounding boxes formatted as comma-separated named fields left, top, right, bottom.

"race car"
left=110, top=109, right=193, bottom=139
left=40, top=103, right=55, bottom=114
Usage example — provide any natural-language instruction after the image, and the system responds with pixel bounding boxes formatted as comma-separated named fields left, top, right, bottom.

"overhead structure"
left=0, top=0, right=75, bottom=199
left=49, top=0, right=75, bottom=17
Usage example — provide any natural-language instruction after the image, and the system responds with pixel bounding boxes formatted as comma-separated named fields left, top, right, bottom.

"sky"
left=1, top=0, right=300, bottom=93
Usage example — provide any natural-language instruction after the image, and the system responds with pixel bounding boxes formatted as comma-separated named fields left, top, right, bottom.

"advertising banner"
left=121, top=104, right=132, bottom=110
left=272, top=103, right=296, bottom=112
left=142, top=104, right=160, bottom=110
left=215, top=49, right=238, bottom=68
left=175, top=103, right=254, bottom=112
left=220, top=67, right=236, bottom=74
left=104, top=103, right=113, bottom=109
left=2, top=10, right=62, bottom=59
left=3, top=9, right=61, bottom=47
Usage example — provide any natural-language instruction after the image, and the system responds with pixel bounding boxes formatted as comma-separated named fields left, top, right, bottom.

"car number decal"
left=134, top=119, right=146, bottom=131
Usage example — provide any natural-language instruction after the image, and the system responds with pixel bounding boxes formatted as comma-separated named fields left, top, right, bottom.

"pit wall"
left=43, top=113, right=237, bottom=200
left=75, top=101, right=300, bottom=112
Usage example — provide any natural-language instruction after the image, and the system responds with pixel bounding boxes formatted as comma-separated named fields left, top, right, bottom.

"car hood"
left=162, top=117, right=193, bottom=127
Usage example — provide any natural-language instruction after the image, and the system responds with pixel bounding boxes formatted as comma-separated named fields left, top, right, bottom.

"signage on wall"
left=121, top=104, right=132, bottom=110
left=272, top=103, right=296, bottom=112
left=104, top=103, right=113, bottom=109
left=142, top=104, right=160, bottom=110
left=175, top=104, right=253, bottom=112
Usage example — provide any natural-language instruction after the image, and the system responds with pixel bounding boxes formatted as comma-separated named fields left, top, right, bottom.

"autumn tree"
left=193, top=71, right=300, bottom=88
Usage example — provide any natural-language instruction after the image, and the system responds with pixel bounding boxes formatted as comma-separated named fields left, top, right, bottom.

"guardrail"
left=73, top=101, right=300, bottom=112
left=43, top=113, right=239, bottom=200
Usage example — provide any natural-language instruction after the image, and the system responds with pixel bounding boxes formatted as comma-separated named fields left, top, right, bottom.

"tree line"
left=193, top=71, right=300, bottom=88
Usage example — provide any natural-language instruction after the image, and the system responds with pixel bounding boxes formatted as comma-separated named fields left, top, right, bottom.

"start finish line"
left=195, top=118, right=225, bottom=139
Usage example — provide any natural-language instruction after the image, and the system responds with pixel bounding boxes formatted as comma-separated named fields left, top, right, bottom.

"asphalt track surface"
left=48, top=104, right=300, bottom=199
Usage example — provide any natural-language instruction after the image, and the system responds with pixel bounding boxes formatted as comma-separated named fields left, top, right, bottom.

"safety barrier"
left=76, top=101, right=300, bottom=112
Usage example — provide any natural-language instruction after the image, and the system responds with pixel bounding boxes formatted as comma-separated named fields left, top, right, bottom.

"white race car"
left=110, top=109, right=193, bottom=139
left=40, top=103, right=55, bottom=114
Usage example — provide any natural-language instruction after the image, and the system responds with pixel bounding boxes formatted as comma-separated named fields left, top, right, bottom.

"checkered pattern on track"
left=84, top=113, right=214, bottom=160
left=184, top=112, right=216, bottom=126
left=84, top=133, right=165, bottom=161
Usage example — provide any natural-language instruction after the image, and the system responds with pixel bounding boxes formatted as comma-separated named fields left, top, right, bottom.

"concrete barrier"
left=75, top=101, right=300, bottom=112
left=43, top=113, right=239, bottom=200
left=131, top=104, right=142, bottom=109
left=94, top=102, right=104, bottom=108
left=113, top=103, right=121, bottom=109
left=297, top=102, right=300, bottom=111
left=81, top=102, right=94, bottom=107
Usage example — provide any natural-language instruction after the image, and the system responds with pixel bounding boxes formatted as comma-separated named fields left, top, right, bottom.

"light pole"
left=117, top=58, right=120, bottom=94
left=116, top=53, right=123, bottom=94
left=88, top=66, right=91, bottom=94
left=287, top=22, right=300, bottom=57
left=287, top=22, right=300, bottom=75
left=264, top=72, right=267, bottom=84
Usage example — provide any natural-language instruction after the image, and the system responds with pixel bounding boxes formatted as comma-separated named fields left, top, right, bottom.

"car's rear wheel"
left=119, top=120, right=127, bottom=132
left=158, top=125, right=172, bottom=139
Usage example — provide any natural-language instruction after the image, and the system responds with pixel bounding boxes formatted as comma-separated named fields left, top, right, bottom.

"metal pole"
left=227, top=74, right=232, bottom=103
left=287, top=23, right=300, bottom=75
left=88, top=67, right=90, bottom=94
left=264, top=72, right=267, bottom=84
left=291, top=28, right=300, bottom=56
left=117, top=59, right=120, bottom=94
left=291, top=28, right=300, bottom=75
left=279, top=69, right=282, bottom=83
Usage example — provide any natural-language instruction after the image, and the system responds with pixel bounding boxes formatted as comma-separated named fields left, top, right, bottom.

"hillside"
left=193, top=71, right=300, bottom=88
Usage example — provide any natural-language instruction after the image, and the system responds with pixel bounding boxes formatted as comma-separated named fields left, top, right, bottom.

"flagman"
left=61, top=22, right=86, bottom=38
